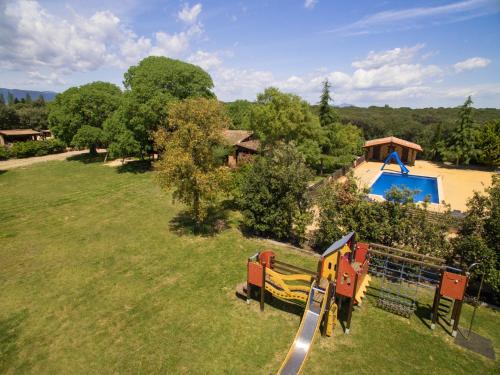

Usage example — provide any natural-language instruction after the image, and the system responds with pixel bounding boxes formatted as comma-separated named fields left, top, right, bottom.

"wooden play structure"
left=238, top=232, right=371, bottom=374
left=238, top=235, right=469, bottom=374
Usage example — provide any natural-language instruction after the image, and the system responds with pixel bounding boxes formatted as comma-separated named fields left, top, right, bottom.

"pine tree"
left=0, top=93, right=5, bottom=105
left=35, top=95, right=45, bottom=106
left=25, top=93, right=32, bottom=103
left=7, top=92, right=14, bottom=105
left=318, top=79, right=339, bottom=127
left=446, top=96, right=479, bottom=165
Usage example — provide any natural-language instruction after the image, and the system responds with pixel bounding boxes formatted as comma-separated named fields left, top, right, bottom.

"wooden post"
left=246, top=259, right=251, bottom=304
left=452, top=299, right=463, bottom=337
left=431, top=288, right=440, bottom=330
left=431, top=271, right=443, bottom=330
left=321, top=281, right=334, bottom=337
left=345, top=274, right=358, bottom=335
left=450, top=299, right=458, bottom=325
left=260, top=261, right=266, bottom=312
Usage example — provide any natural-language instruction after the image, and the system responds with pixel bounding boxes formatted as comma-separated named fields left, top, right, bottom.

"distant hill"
left=0, top=88, right=57, bottom=102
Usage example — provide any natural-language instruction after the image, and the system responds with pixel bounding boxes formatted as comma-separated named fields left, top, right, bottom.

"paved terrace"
left=352, top=160, right=496, bottom=212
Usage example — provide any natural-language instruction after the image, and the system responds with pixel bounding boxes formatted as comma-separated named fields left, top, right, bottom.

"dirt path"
left=0, top=149, right=103, bottom=171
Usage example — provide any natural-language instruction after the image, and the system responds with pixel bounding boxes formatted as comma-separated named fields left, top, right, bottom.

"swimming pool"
left=370, top=172, right=440, bottom=203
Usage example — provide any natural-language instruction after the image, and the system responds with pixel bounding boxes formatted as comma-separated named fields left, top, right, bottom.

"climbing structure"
left=366, top=243, right=468, bottom=337
left=238, top=232, right=370, bottom=374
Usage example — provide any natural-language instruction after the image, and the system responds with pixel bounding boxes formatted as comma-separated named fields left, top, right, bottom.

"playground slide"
left=277, top=284, right=329, bottom=375
left=381, top=151, right=409, bottom=174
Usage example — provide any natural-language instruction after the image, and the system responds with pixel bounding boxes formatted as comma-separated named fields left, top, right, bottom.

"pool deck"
left=352, top=160, right=496, bottom=212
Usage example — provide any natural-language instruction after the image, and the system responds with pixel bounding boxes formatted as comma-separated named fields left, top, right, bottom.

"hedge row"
left=0, top=139, right=66, bottom=160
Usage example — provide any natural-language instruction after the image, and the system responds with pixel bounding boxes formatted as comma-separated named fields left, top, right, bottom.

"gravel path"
left=0, top=149, right=100, bottom=171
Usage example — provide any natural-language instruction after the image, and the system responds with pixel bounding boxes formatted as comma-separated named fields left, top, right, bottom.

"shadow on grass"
left=0, top=309, right=28, bottom=373
left=236, top=286, right=305, bottom=318
left=66, top=152, right=106, bottom=164
left=169, top=207, right=228, bottom=237
left=116, top=160, right=153, bottom=174
left=0, top=170, right=7, bottom=175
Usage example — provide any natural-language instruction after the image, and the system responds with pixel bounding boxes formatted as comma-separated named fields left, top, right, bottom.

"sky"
left=1, top=0, right=499, bottom=107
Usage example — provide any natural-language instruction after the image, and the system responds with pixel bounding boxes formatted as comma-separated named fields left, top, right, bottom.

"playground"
left=352, top=159, right=496, bottom=212
left=0, top=159, right=498, bottom=374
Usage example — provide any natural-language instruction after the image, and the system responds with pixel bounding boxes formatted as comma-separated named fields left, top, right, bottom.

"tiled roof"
left=237, top=139, right=260, bottom=152
left=363, top=136, right=423, bottom=152
left=222, top=130, right=253, bottom=145
left=0, top=129, right=41, bottom=136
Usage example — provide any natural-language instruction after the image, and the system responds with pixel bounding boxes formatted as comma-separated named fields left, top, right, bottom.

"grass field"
left=0, top=157, right=498, bottom=374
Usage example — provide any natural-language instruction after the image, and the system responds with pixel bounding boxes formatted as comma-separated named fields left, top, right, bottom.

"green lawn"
left=0, top=158, right=498, bottom=374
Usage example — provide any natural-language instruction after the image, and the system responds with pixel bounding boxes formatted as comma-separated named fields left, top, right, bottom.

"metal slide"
left=277, top=283, right=329, bottom=375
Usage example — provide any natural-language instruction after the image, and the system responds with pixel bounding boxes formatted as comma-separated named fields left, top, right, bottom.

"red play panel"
left=440, top=271, right=468, bottom=300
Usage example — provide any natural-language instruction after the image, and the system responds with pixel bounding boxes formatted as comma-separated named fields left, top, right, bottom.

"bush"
left=0, top=146, right=11, bottom=160
left=237, top=143, right=313, bottom=245
left=9, top=139, right=66, bottom=158
left=313, top=174, right=452, bottom=257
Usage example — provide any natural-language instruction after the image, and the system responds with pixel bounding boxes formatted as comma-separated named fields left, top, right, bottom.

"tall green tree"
left=35, top=95, right=45, bottom=106
left=318, top=79, right=339, bottom=127
left=48, top=81, right=121, bottom=145
left=443, top=96, right=479, bottom=165
left=226, top=100, right=253, bottom=129
left=16, top=104, right=48, bottom=130
left=25, top=93, right=32, bottom=104
left=476, top=120, right=500, bottom=167
left=251, top=87, right=322, bottom=167
left=238, top=143, right=313, bottom=244
left=7, top=92, right=14, bottom=105
left=0, top=105, right=20, bottom=129
left=0, top=93, right=5, bottom=105
left=155, top=98, right=230, bottom=224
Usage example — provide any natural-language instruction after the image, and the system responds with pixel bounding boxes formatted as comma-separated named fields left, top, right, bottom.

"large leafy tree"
left=123, top=56, right=214, bottom=101
left=238, top=143, right=313, bottom=245
left=443, top=96, right=479, bottom=165
left=251, top=87, right=322, bottom=167
left=452, top=175, right=499, bottom=292
left=48, top=82, right=121, bottom=145
left=71, top=125, right=104, bottom=155
left=155, top=98, right=230, bottom=224
left=107, top=56, right=215, bottom=157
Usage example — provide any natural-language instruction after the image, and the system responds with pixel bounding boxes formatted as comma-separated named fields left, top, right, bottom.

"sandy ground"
left=0, top=149, right=106, bottom=171
left=352, top=160, right=496, bottom=212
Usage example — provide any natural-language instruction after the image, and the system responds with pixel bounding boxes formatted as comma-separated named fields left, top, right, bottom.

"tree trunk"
left=89, top=144, right=97, bottom=155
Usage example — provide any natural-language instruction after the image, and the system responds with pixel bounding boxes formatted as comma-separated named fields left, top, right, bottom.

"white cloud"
left=352, top=44, right=425, bottom=69
left=178, top=3, right=202, bottom=24
left=0, top=0, right=204, bottom=79
left=330, top=0, right=500, bottom=35
left=26, top=71, right=66, bottom=86
left=188, top=50, right=222, bottom=70
left=304, top=0, right=317, bottom=10
left=351, top=64, right=441, bottom=89
left=454, top=57, right=491, bottom=72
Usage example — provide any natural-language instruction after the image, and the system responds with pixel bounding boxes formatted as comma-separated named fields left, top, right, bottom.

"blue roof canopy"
left=321, top=231, right=355, bottom=258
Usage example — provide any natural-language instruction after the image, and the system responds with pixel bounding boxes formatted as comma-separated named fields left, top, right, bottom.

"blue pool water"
left=370, top=172, right=439, bottom=203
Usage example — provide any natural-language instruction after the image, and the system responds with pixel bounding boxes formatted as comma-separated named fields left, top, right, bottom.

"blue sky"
left=1, top=0, right=499, bottom=107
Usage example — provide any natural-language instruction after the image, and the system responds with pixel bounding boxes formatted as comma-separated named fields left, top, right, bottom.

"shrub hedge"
left=2, top=139, right=66, bottom=159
